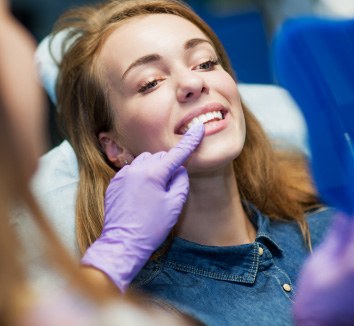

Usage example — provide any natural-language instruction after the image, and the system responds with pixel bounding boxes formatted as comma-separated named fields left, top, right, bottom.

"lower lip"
left=203, top=112, right=229, bottom=136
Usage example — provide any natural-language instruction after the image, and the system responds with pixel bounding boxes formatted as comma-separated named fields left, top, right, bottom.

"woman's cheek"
left=221, top=75, right=240, bottom=99
left=121, top=114, right=168, bottom=155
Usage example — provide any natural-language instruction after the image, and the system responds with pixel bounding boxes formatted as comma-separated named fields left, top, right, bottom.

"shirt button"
left=282, top=283, right=292, bottom=292
left=258, top=247, right=264, bottom=256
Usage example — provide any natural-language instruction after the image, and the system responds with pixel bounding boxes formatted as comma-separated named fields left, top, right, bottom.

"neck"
left=175, top=164, right=256, bottom=246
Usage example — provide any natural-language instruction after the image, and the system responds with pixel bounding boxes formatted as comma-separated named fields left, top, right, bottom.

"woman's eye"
left=137, top=79, right=163, bottom=93
left=196, top=58, right=220, bottom=71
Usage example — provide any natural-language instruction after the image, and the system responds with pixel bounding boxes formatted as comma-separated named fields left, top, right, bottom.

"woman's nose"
left=176, top=71, right=208, bottom=103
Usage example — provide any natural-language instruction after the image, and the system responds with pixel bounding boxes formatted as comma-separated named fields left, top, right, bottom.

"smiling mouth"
left=177, top=110, right=226, bottom=135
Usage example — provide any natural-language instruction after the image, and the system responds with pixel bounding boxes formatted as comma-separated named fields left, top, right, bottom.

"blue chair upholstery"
left=273, top=17, right=354, bottom=215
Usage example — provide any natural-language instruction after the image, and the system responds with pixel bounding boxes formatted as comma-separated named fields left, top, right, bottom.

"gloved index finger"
left=161, top=123, right=205, bottom=178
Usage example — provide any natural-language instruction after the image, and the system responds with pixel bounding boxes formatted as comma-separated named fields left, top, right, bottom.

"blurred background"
left=9, top=0, right=354, bottom=148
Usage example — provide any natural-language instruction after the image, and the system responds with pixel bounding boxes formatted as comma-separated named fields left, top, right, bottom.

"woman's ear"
left=98, top=131, right=134, bottom=168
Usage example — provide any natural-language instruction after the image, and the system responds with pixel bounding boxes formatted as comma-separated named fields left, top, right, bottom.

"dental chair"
left=273, top=16, right=354, bottom=215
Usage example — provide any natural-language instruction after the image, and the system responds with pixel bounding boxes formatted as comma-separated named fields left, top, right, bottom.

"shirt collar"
left=160, top=205, right=283, bottom=284
left=247, top=203, right=283, bottom=253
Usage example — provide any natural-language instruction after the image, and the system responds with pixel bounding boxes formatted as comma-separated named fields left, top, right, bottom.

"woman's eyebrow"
left=121, top=38, right=212, bottom=80
left=121, top=54, right=161, bottom=80
left=184, top=38, right=212, bottom=50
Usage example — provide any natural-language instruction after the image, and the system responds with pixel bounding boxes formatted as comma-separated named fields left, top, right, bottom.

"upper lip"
left=175, top=103, right=228, bottom=134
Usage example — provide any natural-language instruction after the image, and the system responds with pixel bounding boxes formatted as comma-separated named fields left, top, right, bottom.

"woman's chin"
left=186, top=153, right=238, bottom=176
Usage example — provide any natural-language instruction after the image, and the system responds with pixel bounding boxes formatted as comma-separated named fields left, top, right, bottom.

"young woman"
left=51, top=0, right=335, bottom=324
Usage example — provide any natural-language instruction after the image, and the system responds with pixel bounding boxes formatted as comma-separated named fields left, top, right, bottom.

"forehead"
left=98, top=14, right=210, bottom=70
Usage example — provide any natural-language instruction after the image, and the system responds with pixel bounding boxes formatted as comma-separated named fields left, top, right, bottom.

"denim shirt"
left=132, top=206, right=335, bottom=325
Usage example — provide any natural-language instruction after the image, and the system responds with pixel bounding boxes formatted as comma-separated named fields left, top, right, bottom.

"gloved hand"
left=81, top=123, right=204, bottom=293
left=294, top=213, right=354, bottom=325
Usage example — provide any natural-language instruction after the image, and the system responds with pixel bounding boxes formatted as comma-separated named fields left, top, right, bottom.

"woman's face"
left=98, top=14, right=245, bottom=173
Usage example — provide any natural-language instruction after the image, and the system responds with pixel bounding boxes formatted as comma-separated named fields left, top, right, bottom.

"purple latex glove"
left=294, top=213, right=354, bottom=325
left=81, top=123, right=204, bottom=293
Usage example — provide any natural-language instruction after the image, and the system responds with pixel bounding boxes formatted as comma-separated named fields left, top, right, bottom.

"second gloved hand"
left=81, top=123, right=205, bottom=292
left=294, top=213, right=354, bottom=325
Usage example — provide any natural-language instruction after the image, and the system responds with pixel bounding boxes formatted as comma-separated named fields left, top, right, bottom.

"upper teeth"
left=182, top=111, right=223, bottom=134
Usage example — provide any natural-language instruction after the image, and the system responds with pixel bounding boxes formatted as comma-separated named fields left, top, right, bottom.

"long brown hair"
left=53, top=0, right=320, bottom=254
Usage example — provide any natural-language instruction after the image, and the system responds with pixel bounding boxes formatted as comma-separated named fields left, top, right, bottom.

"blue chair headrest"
left=273, top=17, right=354, bottom=215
